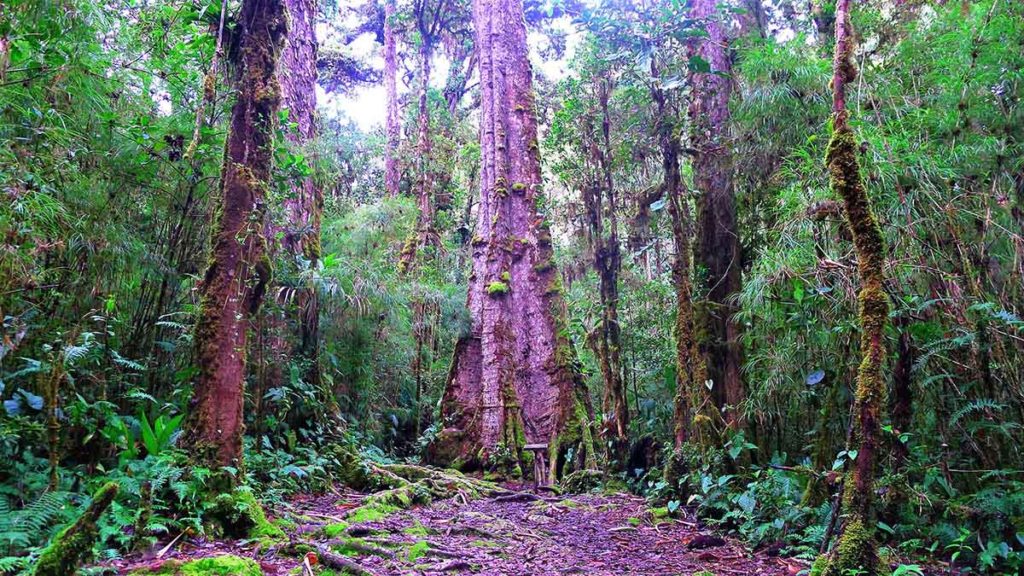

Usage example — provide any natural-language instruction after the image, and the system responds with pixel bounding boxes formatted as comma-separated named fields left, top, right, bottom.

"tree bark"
left=183, top=0, right=287, bottom=470
left=819, top=1, right=890, bottom=573
left=414, top=35, right=436, bottom=250
left=280, top=0, right=322, bottom=385
left=689, top=0, right=745, bottom=431
left=384, top=0, right=401, bottom=197
left=431, top=0, right=595, bottom=478
left=585, top=80, right=628, bottom=458
left=650, top=60, right=709, bottom=450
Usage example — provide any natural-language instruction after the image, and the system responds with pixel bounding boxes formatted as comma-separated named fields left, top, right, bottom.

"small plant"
left=486, top=281, right=509, bottom=295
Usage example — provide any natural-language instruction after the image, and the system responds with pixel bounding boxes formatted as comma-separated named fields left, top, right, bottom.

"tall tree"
left=278, top=0, right=322, bottom=379
left=650, top=59, right=709, bottom=450
left=431, top=0, right=595, bottom=478
left=384, top=0, right=401, bottom=197
left=182, top=0, right=288, bottom=470
left=689, top=0, right=745, bottom=431
left=398, top=0, right=468, bottom=271
left=582, top=78, right=628, bottom=457
left=816, top=0, right=890, bottom=573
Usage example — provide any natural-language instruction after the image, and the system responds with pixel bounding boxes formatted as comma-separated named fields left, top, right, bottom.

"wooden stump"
left=524, top=443, right=549, bottom=488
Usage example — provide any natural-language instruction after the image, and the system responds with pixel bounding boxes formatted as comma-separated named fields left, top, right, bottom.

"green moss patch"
left=346, top=502, right=400, bottom=524
left=130, top=554, right=262, bottom=576
left=406, top=540, right=429, bottom=562
left=322, top=521, right=350, bottom=538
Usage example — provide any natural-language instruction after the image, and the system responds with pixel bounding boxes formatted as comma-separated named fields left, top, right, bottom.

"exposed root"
left=316, top=544, right=379, bottom=576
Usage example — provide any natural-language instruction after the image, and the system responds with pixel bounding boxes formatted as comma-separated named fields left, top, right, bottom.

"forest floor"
left=105, top=487, right=804, bottom=576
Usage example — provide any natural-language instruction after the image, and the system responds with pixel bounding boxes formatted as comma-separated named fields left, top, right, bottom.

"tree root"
left=343, top=462, right=507, bottom=521
left=328, top=538, right=396, bottom=558
left=316, top=544, right=379, bottom=576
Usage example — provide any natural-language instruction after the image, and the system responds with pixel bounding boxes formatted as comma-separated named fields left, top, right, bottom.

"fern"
left=950, top=398, right=1006, bottom=429
left=0, top=491, right=72, bottom=557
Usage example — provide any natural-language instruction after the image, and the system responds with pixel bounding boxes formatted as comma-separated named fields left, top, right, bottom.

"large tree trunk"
left=280, top=0, right=322, bottom=383
left=688, top=0, right=745, bottom=431
left=818, top=1, right=890, bottom=574
left=384, top=0, right=400, bottom=197
left=183, top=0, right=287, bottom=470
left=430, top=0, right=595, bottom=479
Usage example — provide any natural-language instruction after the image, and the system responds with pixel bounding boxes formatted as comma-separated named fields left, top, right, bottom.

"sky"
left=317, top=15, right=580, bottom=131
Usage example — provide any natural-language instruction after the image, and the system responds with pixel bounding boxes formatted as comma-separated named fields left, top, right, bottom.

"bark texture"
left=650, top=60, right=710, bottom=450
left=430, top=0, right=594, bottom=478
left=818, top=1, right=889, bottom=573
left=279, top=0, right=322, bottom=378
left=183, top=0, right=287, bottom=469
left=585, top=81, right=628, bottom=457
left=384, top=0, right=401, bottom=197
left=688, top=0, right=745, bottom=430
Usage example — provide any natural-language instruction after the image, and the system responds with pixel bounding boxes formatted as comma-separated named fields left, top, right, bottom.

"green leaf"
left=687, top=55, right=711, bottom=73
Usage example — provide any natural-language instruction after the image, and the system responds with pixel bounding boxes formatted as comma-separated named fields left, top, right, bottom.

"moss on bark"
left=204, top=488, right=286, bottom=543
left=817, top=3, right=890, bottom=572
left=31, top=482, right=119, bottom=576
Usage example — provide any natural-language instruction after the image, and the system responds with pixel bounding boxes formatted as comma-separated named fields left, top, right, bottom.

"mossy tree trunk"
left=257, top=0, right=323, bottom=415
left=280, top=0, right=323, bottom=388
left=819, top=0, right=891, bottom=573
left=183, top=0, right=288, bottom=471
left=582, top=78, right=629, bottom=462
left=31, top=482, right=118, bottom=576
left=650, top=58, right=711, bottom=451
left=431, top=0, right=595, bottom=478
left=688, top=0, right=746, bottom=433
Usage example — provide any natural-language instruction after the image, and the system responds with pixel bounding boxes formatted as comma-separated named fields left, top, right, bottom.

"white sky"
left=318, top=18, right=580, bottom=131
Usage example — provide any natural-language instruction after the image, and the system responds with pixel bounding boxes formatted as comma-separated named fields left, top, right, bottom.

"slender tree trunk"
left=415, top=39, right=435, bottom=249
left=650, top=62, right=708, bottom=450
left=689, top=0, right=745, bottom=431
left=399, top=32, right=437, bottom=272
left=431, top=0, right=595, bottom=479
left=587, top=81, right=628, bottom=458
left=183, top=0, right=287, bottom=470
left=384, top=0, right=400, bottom=197
left=819, top=1, right=890, bottom=573
left=891, top=320, right=913, bottom=471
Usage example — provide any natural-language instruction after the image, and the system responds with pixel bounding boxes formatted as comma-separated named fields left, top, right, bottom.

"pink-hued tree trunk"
left=183, top=0, right=287, bottom=470
left=280, top=0, right=322, bottom=376
left=688, top=0, right=745, bottom=431
left=414, top=35, right=436, bottom=249
left=430, top=0, right=594, bottom=478
left=254, top=0, right=322, bottom=419
left=384, top=0, right=401, bottom=198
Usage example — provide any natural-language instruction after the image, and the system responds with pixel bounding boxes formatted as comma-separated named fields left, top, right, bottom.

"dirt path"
left=110, top=491, right=803, bottom=575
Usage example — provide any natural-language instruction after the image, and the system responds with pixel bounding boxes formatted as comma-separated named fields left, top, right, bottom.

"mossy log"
left=204, top=488, right=286, bottom=542
left=31, top=482, right=119, bottom=576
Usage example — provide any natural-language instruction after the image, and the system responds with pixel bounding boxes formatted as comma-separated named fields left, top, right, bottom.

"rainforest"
left=1, top=0, right=1022, bottom=574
